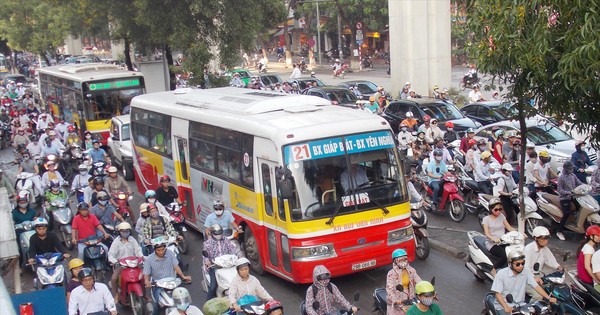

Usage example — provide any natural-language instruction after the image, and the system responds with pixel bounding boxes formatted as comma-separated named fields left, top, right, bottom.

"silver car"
left=475, top=117, right=596, bottom=171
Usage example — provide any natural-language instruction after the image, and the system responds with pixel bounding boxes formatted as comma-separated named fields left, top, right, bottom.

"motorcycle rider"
left=43, top=179, right=68, bottom=230
left=474, top=151, right=494, bottom=195
left=468, top=84, right=483, bottom=103
left=17, top=150, right=43, bottom=196
left=443, top=121, right=459, bottom=143
left=12, top=127, right=28, bottom=147
left=203, top=224, right=242, bottom=300
left=533, top=150, right=557, bottom=193
left=204, top=199, right=241, bottom=238
left=304, top=264, right=356, bottom=315
left=88, top=139, right=110, bottom=164
left=571, top=140, right=593, bottom=183
left=463, top=64, right=478, bottom=86
left=71, top=164, right=91, bottom=195
left=27, top=217, right=70, bottom=265
left=72, top=202, right=110, bottom=259
left=556, top=161, right=583, bottom=241
left=91, top=190, right=124, bottom=227
left=229, top=257, right=273, bottom=312
left=83, top=131, right=94, bottom=150
left=426, top=120, right=443, bottom=145
left=401, top=111, right=418, bottom=131
left=135, top=203, right=150, bottom=235
left=66, top=258, right=84, bottom=306
left=331, top=59, right=342, bottom=77
left=105, top=165, right=131, bottom=195
left=427, top=149, right=449, bottom=209
left=459, top=128, right=476, bottom=156
left=577, top=226, right=600, bottom=286
left=429, top=138, right=453, bottom=165
left=406, top=281, right=442, bottom=315
left=397, top=123, right=414, bottom=156
left=524, top=226, right=563, bottom=301
left=169, top=287, right=203, bottom=315
left=143, top=239, right=191, bottom=315
left=290, top=63, right=302, bottom=79
left=496, top=163, right=519, bottom=225
left=64, top=125, right=81, bottom=146
left=493, top=130, right=504, bottom=163
left=68, top=268, right=117, bottom=315
left=145, top=189, right=170, bottom=218
left=142, top=204, right=179, bottom=252
left=26, top=135, right=42, bottom=160
left=108, top=222, right=144, bottom=302
left=155, top=175, right=181, bottom=207
left=89, top=176, right=113, bottom=207
left=524, top=152, right=538, bottom=200
left=490, top=250, right=556, bottom=315
left=13, top=195, right=37, bottom=265
left=386, top=249, right=422, bottom=315
left=40, top=161, right=65, bottom=189
left=482, top=197, right=516, bottom=277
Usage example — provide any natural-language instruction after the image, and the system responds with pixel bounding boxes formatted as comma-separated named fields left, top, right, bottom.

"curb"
left=429, top=238, right=469, bottom=262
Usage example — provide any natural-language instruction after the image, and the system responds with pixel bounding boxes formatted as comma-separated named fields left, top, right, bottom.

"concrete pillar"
left=388, top=0, right=451, bottom=98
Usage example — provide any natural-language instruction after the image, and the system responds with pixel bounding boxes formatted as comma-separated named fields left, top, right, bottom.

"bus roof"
left=131, top=87, right=392, bottom=143
left=38, top=63, right=143, bottom=82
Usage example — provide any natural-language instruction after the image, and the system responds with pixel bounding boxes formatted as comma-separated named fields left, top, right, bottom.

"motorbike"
left=420, top=167, right=466, bottom=222
left=0, top=122, right=10, bottom=149
left=536, top=184, right=600, bottom=235
left=14, top=220, right=36, bottom=268
left=115, top=256, right=145, bottom=314
left=30, top=252, right=66, bottom=290
left=361, top=55, right=373, bottom=68
left=534, top=267, right=589, bottom=314
left=71, top=184, right=86, bottom=203
left=82, top=235, right=109, bottom=283
left=201, top=252, right=238, bottom=298
left=301, top=291, right=359, bottom=315
left=41, top=153, right=62, bottom=175
left=568, top=270, right=600, bottom=313
left=15, top=172, right=41, bottom=205
left=465, top=230, right=525, bottom=281
left=483, top=292, right=551, bottom=314
left=62, top=143, right=84, bottom=181
left=459, top=76, right=481, bottom=91
left=89, top=160, right=108, bottom=179
left=102, top=223, right=119, bottom=248
left=477, top=187, right=544, bottom=237
left=411, top=201, right=430, bottom=260
left=147, top=276, right=183, bottom=315
left=166, top=202, right=188, bottom=254
left=332, top=63, right=349, bottom=79
left=112, top=191, right=134, bottom=224
left=42, top=197, right=74, bottom=250
left=374, top=282, right=419, bottom=314
left=299, top=59, right=308, bottom=74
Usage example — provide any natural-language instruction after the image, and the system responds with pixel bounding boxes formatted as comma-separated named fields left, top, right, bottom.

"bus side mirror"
left=279, top=179, right=294, bottom=199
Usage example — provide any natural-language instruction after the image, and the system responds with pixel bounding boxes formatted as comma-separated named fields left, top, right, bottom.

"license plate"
left=351, top=259, right=376, bottom=271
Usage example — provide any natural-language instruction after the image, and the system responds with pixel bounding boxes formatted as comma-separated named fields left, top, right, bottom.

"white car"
left=475, top=117, right=597, bottom=172
left=107, top=115, right=134, bottom=180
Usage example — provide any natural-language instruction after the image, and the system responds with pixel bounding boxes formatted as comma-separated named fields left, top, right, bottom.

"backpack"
left=311, top=282, right=333, bottom=299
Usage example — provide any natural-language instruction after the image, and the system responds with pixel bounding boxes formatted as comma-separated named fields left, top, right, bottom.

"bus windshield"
left=85, top=88, right=143, bottom=120
left=283, top=131, right=406, bottom=222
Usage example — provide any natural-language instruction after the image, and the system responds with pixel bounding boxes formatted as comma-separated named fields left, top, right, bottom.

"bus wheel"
left=244, top=227, right=264, bottom=275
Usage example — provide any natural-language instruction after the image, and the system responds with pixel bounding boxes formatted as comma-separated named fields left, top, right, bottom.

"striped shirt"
left=143, top=249, right=178, bottom=280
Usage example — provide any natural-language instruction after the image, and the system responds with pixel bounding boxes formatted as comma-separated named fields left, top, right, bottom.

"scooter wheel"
left=446, top=200, right=466, bottom=222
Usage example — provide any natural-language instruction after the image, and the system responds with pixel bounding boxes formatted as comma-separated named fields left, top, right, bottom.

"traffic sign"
left=307, top=39, right=316, bottom=47
left=356, top=21, right=363, bottom=30
left=356, top=29, right=364, bottom=43
left=356, top=40, right=363, bottom=45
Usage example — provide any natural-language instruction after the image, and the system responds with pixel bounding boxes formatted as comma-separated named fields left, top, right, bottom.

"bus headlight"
left=291, top=244, right=336, bottom=261
left=388, top=226, right=414, bottom=245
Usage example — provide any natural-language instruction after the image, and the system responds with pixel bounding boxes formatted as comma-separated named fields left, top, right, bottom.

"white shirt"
left=591, top=249, right=600, bottom=284
left=534, top=162, right=551, bottom=187
left=167, top=306, right=203, bottom=315
left=524, top=241, right=560, bottom=274
left=290, top=67, right=302, bottom=79
left=68, top=283, right=116, bottom=315
left=468, top=90, right=482, bottom=103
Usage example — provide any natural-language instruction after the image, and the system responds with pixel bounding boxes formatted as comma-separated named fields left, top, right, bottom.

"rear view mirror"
left=312, top=301, right=320, bottom=310
left=395, top=284, right=404, bottom=292
left=533, top=263, right=540, bottom=272
left=353, top=291, right=360, bottom=302
left=201, top=250, right=209, bottom=258
left=506, top=294, right=514, bottom=303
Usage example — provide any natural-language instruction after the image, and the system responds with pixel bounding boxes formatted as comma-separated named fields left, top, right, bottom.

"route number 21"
left=292, top=144, right=311, bottom=161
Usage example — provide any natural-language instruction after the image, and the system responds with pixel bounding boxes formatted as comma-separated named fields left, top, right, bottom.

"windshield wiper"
left=326, top=202, right=345, bottom=226
left=371, top=198, right=390, bottom=215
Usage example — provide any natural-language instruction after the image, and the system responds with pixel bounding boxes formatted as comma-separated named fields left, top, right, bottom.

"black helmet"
left=77, top=267, right=94, bottom=281
left=77, top=202, right=90, bottom=210
left=29, top=135, right=37, bottom=142
left=93, top=177, right=104, bottom=185
left=563, top=161, right=574, bottom=172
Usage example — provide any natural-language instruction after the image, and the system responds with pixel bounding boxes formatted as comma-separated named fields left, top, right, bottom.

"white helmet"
left=532, top=226, right=550, bottom=238
left=501, top=163, right=514, bottom=171
left=116, top=222, right=131, bottom=231
left=172, top=287, right=192, bottom=310
left=335, top=59, right=340, bottom=62
left=236, top=257, right=251, bottom=270
left=406, top=111, right=413, bottom=118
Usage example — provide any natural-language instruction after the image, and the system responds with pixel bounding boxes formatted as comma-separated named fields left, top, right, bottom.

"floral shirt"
left=386, top=264, right=421, bottom=315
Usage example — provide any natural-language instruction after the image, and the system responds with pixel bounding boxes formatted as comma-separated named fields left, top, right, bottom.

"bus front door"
left=258, top=160, right=293, bottom=278
left=173, top=137, right=196, bottom=226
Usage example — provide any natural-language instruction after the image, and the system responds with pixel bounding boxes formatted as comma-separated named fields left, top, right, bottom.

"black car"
left=288, top=77, right=325, bottom=90
left=302, top=86, right=359, bottom=108
left=338, top=80, right=380, bottom=101
left=461, top=100, right=560, bottom=127
left=383, top=98, right=480, bottom=134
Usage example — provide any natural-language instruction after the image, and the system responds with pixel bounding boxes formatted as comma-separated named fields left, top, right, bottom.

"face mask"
left=317, top=279, right=330, bottom=287
left=176, top=303, right=190, bottom=311
left=435, top=156, right=442, bottom=161
left=148, top=198, right=156, bottom=204
left=215, top=210, right=224, bottom=216
left=418, top=134, right=425, bottom=140
left=18, top=202, right=28, bottom=208
left=150, top=212, right=159, bottom=218
left=213, top=234, right=223, bottom=240
left=447, top=128, right=453, bottom=131
left=120, top=231, right=130, bottom=238
left=23, top=156, right=29, bottom=161
left=478, top=146, right=486, bottom=151
left=420, top=296, right=434, bottom=306
left=85, top=135, right=91, bottom=139
left=401, top=127, right=407, bottom=132
left=80, top=170, right=87, bottom=175
left=397, top=261, right=408, bottom=269
left=98, top=200, right=108, bottom=206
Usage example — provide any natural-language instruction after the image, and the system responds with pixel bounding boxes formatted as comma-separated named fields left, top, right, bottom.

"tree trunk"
left=283, top=23, right=292, bottom=67
left=39, top=51, right=51, bottom=68
left=259, top=38, right=269, bottom=65
left=164, top=45, right=175, bottom=91
left=124, top=37, right=133, bottom=71
left=517, top=102, right=527, bottom=236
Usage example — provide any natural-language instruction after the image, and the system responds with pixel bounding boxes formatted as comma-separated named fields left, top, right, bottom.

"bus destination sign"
left=88, top=79, right=140, bottom=91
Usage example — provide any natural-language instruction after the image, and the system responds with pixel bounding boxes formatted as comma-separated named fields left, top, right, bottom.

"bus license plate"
left=351, top=259, right=376, bottom=271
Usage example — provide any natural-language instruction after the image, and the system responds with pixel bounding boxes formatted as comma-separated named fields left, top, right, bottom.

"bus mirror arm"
left=278, top=179, right=294, bottom=199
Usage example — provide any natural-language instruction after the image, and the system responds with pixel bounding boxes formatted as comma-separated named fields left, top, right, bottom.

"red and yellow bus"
left=38, top=63, right=145, bottom=144
left=130, top=87, right=414, bottom=283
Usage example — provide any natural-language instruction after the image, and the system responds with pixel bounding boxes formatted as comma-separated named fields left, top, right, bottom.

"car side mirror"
left=353, top=291, right=360, bottom=302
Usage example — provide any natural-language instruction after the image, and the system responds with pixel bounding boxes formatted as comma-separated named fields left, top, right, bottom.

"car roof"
left=307, top=86, right=351, bottom=92
left=477, top=117, right=557, bottom=130
left=390, top=97, right=449, bottom=106
left=341, top=80, right=375, bottom=84
left=464, top=100, right=512, bottom=108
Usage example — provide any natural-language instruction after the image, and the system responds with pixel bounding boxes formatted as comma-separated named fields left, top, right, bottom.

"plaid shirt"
left=142, top=249, right=178, bottom=280
left=557, top=172, right=583, bottom=200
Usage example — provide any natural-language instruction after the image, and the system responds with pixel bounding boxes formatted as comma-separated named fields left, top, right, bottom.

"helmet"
left=92, top=139, right=99, bottom=144
left=494, top=129, right=504, bottom=138
left=480, top=151, right=492, bottom=160
left=433, top=149, right=443, bottom=156
left=501, top=163, right=514, bottom=171
left=265, top=300, right=283, bottom=314
left=563, top=161, right=574, bottom=172
left=68, top=125, right=75, bottom=132
left=77, top=202, right=90, bottom=210
left=211, top=224, right=223, bottom=236
left=399, top=123, right=407, bottom=128
left=68, top=258, right=84, bottom=270
left=489, top=197, right=502, bottom=209
left=392, top=248, right=407, bottom=259
left=77, top=268, right=94, bottom=281
left=466, top=128, right=475, bottom=134
left=532, top=226, right=550, bottom=238
left=506, top=130, right=517, bottom=138
left=477, top=139, right=487, bottom=146
left=445, top=121, right=454, bottom=128
left=78, top=164, right=87, bottom=171
left=335, top=59, right=340, bottom=62
left=139, top=202, right=149, bottom=213
left=160, top=175, right=171, bottom=182
left=48, top=130, right=56, bottom=136
left=213, top=200, right=224, bottom=210
left=507, top=250, right=526, bottom=263
left=107, top=166, right=117, bottom=173
left=236, top=257, right=251, bottom=270
left=49, top=179, right=60, bottom=189
left=538, top=150, right=549, bottom=158
left=586, top=225, right=600, bottom=237
left=406, top=111, right=413, bottom=118
left=96, top=191, right=110, bottom=201
left=172, top=287, right=192, bottom=310
left=415, top=281, right=435, bottom=295
left=116, top=222, right=131, bottom=231
left=369, top=96, right=375, bottom=102
left=423, top=115, right=431, bottom=122
left=514, top=139, right=522, bottom=146
left=152, top=238, right=168, bottom=249
left=145, top=190, right=156, bottom=198
left=33, top=217, right=48, bottom=228
left=29, top=135, right=37, bottom=142
left=93, top=177, right=104, bottom=185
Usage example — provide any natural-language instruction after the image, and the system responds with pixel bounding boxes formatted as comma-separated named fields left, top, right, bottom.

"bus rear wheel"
left=244, top=228, right=264, bottom=275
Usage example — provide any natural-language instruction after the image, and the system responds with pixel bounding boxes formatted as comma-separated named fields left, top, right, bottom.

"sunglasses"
left=538, top=236, right=550, bottom=240
left=420, top=292, right=435, bottom=297
left=316, top=273, right=331, bottom=281
left=513, top=261, right=525, bottom=267
left=432, top=122, right=438, bottom=124
left=492, top=207, right=503, bottom=212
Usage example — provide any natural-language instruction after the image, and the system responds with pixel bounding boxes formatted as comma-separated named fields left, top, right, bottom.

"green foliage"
left=467, top=0, right=600, bottom=144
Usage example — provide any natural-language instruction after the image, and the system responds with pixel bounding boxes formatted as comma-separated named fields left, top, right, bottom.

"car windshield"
left=235, top=71, right=250, bottom=78
left=282, top=131, right=407, bottom=222
left=527, top=122, right=571, bottom=145
left=355, top=82, right=378, bottom=94
left=327, top=90, right=358, bottom=104
left=495, top=103, right=518, bottom=119
left=421, top=103, right=464, bottom=121
left=297, top=78, right=325, bottom=89
left=121, top=123, right=130, bottom=141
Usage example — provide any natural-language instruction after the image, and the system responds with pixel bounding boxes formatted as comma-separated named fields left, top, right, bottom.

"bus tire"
left=123, top=161, right=134, bottom=181
left=244, top=227, right=264, bottom=275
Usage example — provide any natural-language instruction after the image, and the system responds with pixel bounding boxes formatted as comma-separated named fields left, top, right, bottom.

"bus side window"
left=261, top=163, right=273, bottom=216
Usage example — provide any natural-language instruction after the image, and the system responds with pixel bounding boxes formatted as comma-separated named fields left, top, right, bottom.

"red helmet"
left=468, top=139, right=477, bottom=147
left=264, top=300, right=283, bottom=314
left=586, top=225, right=600, bottom=237
left=445, top=121, right=454, bottom=128
left=423, top=115, right=431, bottom=122
left=160, top=175, right=171, bottom=182
left=68, top=125, right=75, bottom=132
